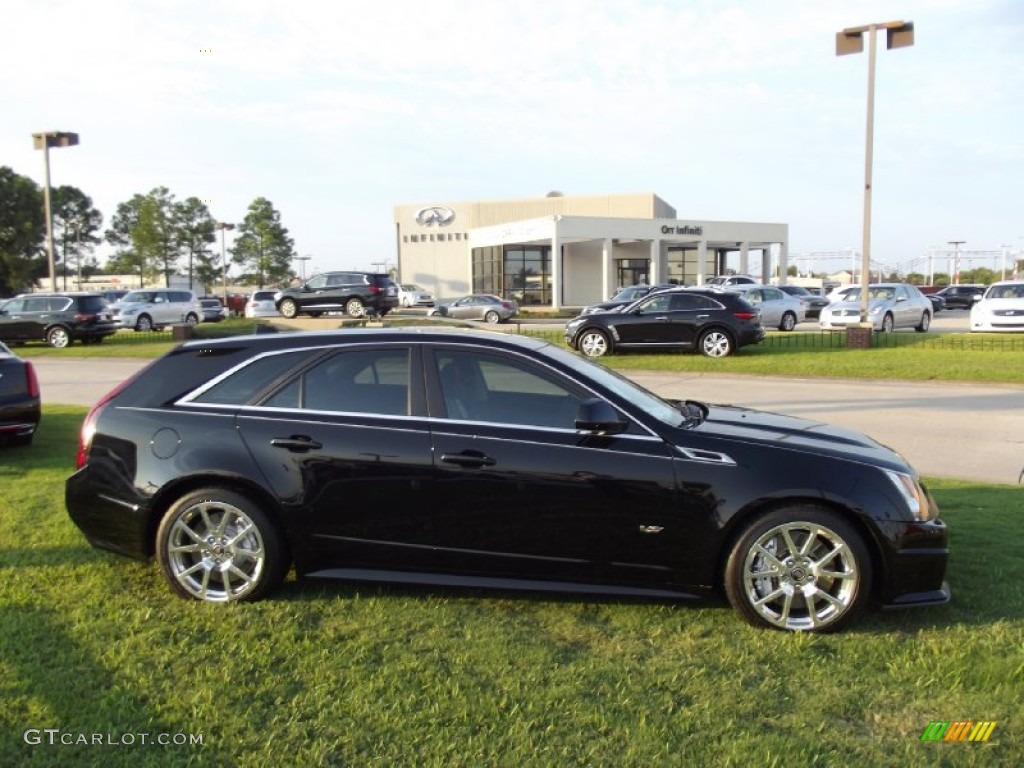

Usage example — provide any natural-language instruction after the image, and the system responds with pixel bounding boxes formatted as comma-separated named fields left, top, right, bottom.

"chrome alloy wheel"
left=578, top=330, right=609, bottom=357
left=165, top=500, right=266, bottom=602
left=699, top=330, right=732, bottom=357
left=741, top=521, right=860, bottom=631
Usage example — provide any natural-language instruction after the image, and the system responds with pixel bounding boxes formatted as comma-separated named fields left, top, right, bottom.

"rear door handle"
left=441, top=450, right=496, bottom=468
left=270, top=436, right=323, bottom=452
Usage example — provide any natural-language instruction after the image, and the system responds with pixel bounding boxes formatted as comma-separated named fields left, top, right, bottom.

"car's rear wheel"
left=278, top=299, right=298, bottom=319
left=156, top=488, right=288, bottom=603
left=698, top=329, right=734, bottom=357
left=915, top=312, right=931, bottom=333
left=881, top=313, right=894, bottom=333
left=779, top=312, right=797, bottom=332
left=578, top=329, right=611, bottom=357
left=345, top=298, right=364, bottom=317
left=724, top=507, right=871, bottom=632
left=484, top=310, right=500, bottom=324
left=46, top=326, right=71, bottom=348
left=135, top=314, right=154, bottom=332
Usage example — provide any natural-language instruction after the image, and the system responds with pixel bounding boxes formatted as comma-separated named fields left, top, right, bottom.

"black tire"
left=345, top=298, right=364, bottom=317
left=577, top=329, right=611, bottom=357
left=881, top=313, right=894, bottom=333
left=135, top=314, right=154, bottom=332
left=779, top=312, right=797, bottom=332
left=45, top=326, right=71, bottom=348
left=9, top=433, right=34, bottom=447
left=915, top=312, right=931, bottom=333
left=724, top=506, right=871, bottom=632
left=156, top=487, right=289, bottom=603
left=184, top=313, right=199, bottom=326
left=484, top=310, right=500, bottom=324
left=278, top=299, right=298, bottom=319
left=698, top=328, right=734, bottom=358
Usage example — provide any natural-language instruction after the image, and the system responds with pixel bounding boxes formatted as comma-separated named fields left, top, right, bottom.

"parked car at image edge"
left=398, top=284, right=436, bottom=307
left=819, top=283, right=933, bottom=333
left=580, top=284, right=676, bottom=316
left=0, top=340, right=40, bottom=446
left=245, top=290, right=280, bottom=318
left=428, top=294, right=518, bottom=323
left=65, top=328, right=949, bottom=632
left=0, top=292, right=118, bottom=347
left=969, top=280, right=1024, bottom=332
left=566, top=287, right=765, bottom=358
left=112, top=289, right=202, bottom=331
left=776, top=284, right=830, bottom=320
left=727, top=284, right=806, bottom=330
left=706, top=275, right=759, bottom=286
left=275, top=272, right=399, bottom=318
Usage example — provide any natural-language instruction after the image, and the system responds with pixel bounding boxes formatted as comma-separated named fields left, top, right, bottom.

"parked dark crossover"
left=565, top=287, right=765, bottom=358
left=275, top=272, right=399, bottom=318
left=66, top=329, right=949, bottom=631
left=934, top=285, right=985, bottom=310
left=0, top=293, right=118, bottom=347
left=0, top=341, right=40, bottom=446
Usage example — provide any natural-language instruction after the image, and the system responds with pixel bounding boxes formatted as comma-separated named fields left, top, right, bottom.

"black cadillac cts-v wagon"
left=66, top=329, right=949, bottom=632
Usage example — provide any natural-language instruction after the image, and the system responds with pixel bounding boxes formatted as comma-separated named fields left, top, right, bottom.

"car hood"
left=827, top=298, right=892, bottom=311
left=683, top=403, right=907, bottom=471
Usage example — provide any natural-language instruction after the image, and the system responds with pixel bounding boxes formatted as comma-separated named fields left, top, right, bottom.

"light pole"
left=837, top=21, right=914, bottom=325
left=216, top=222, right=235, bottom=303
left=295, top=255, right=311, bottom=282
left=948, top=240, right=964, bottom=285
left=32, top=131, right=79, bottom=291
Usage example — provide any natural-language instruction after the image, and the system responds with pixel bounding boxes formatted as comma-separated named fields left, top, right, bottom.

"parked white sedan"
left=398, top=284, right=435, bottom=307
left=970, top=280, right=1024, bottom=332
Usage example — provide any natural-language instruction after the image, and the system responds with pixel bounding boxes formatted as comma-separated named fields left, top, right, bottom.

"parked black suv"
left=565, top=287, right=764, bottom=358
left=934, top=285, right=985, bottom=310
left=0, top=293, right=118, bottom=348
left=275, top=272, right=399, bottom=318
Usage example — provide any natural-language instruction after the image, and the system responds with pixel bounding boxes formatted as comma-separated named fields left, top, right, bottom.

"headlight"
left=885, top=470, right=932, bottom=521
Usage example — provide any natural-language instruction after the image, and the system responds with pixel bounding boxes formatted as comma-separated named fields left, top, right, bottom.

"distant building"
left=394, top=192, right=789, bottom=308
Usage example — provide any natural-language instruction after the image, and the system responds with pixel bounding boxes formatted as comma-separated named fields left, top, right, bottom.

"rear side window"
left=190, top=350, right=317, bottom=406
left=78, top=296, right=108, bottom=312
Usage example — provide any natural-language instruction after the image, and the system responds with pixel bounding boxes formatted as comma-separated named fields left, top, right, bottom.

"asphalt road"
left=32, top=356, right=1023, bottom=485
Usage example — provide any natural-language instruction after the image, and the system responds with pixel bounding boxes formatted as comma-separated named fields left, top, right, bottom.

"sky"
left=3, top=0, right=1022, bottom=278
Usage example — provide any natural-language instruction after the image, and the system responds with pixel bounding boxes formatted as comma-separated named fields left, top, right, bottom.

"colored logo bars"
left=920, top=721, right=997, bottom=742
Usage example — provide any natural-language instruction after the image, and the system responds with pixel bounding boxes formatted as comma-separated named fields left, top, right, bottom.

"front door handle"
left=441, top=450, right=496, bottom=468
left=270, top=436, right=323, bottom=452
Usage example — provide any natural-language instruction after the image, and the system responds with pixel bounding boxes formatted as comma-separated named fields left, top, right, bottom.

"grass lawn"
left=0, top=407, right=1021, bottom=766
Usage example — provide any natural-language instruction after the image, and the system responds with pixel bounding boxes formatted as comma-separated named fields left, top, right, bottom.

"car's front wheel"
left=578, top=329, right=611, bottom=357
left=46, top=326, right=71, bottom=348
left=345, top=298, right=364, bottom=317
left=156, top=488, right=289, bottom=603
left=698, top=329, right=734, bottom=357
left=724, top=507, right=871, bottom=632
left=779, top=312, right=797, bottom=332
left=881, top=313, right=894, bottom=333
left=278, top=299, right=298, bottom=319
left=135, top=314, right=154, bottom=332
left=915, top=312, right=931, bottom=333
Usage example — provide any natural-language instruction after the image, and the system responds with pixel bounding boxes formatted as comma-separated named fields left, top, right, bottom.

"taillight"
left=75, top=369, right=145, bottom=469
left=368, top=285, right=382, bottom=294
left=501, top=302, right=513, bottom=310
left=73, top=312, right=96, bottom=322
left=25, top=361, right=40, bottom=399
left=733, top=311, right=757, bottom=321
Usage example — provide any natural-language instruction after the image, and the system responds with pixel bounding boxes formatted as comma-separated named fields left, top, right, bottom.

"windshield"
left=986, top=283, right=1024, bottom=300
left=538, top=343, right=683, bottom=426
left=841, top=287, right=895, bottom=301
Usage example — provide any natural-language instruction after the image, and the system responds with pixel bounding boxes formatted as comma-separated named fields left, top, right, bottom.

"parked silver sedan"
left=727, top=284, right=806, bottom=331
left=819, top=283, right=932, bottom=332
left=428, top=294, right=519, bottom=324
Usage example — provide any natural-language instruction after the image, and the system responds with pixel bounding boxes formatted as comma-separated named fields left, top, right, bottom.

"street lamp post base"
left=846, top=324, right=874, bottom=349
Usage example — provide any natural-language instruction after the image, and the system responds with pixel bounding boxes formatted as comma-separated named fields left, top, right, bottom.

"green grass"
left=1, top=408, right=1021, bottom=766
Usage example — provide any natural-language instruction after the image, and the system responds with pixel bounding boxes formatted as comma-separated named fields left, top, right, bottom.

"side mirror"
left=575, top=398, right=627, bottom=435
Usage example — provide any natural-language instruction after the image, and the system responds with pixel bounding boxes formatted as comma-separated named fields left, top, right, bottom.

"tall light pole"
left=216, top=222, right=235, bottom=303
left=32, top=131, right=79, bottom=291
left=948, top=240, right=964, bottom=285
left=837, top=21, right=914, bottom=324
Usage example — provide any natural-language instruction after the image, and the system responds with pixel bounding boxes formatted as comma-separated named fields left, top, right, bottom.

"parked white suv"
left=113, top=289, right=202, bottom=331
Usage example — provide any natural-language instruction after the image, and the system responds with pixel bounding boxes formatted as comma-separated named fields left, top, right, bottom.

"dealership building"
left=393, top=192, right=789, bottom=309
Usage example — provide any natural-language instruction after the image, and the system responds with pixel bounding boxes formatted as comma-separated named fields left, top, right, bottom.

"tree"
left=173, top=197, right=217, bottom=293
left=231, top=197, right=295, bottom=288
left=0, top=166, right=46, bottom=296
left=52, top=185, right=103, bottom=291
left=105, top=188, right=178, bottom=286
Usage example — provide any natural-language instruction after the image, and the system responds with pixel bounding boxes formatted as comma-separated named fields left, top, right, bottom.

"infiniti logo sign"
left=414, top=206, right=455, bottom=227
